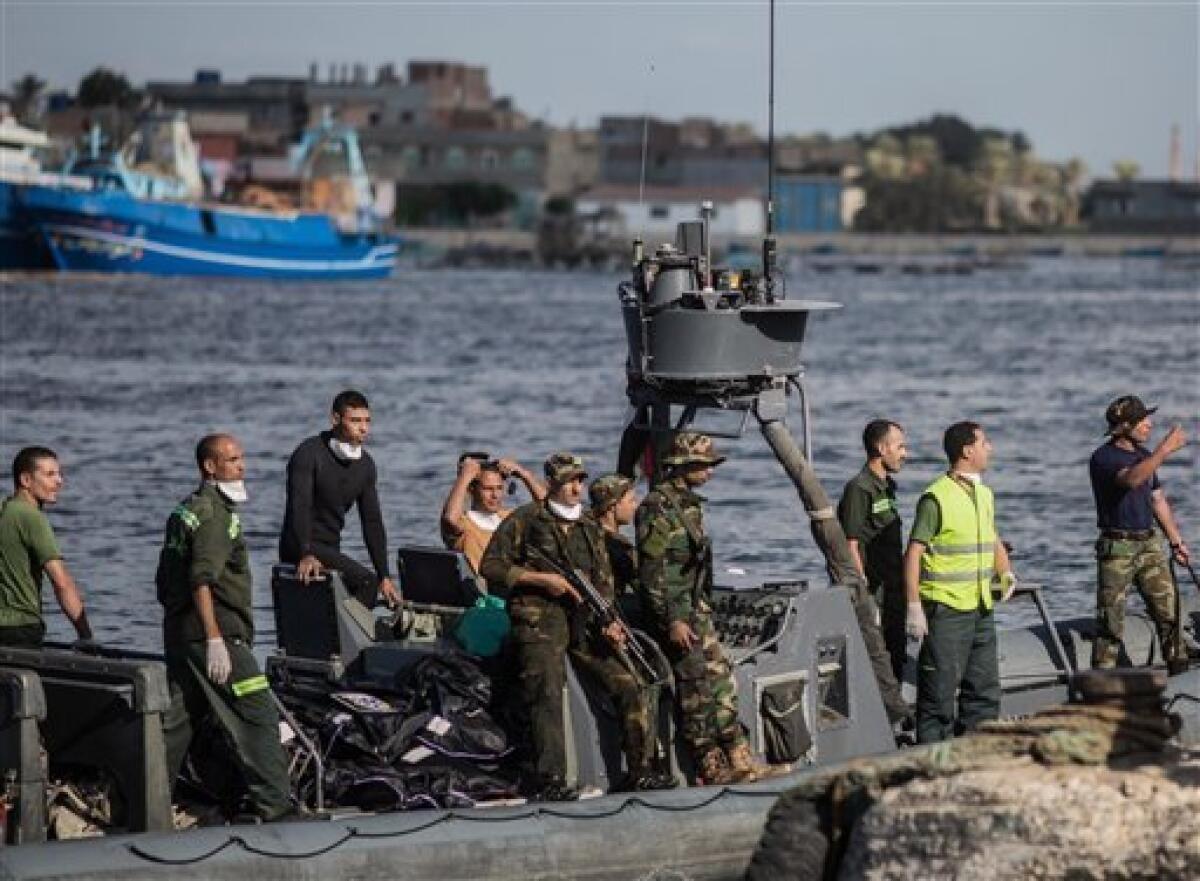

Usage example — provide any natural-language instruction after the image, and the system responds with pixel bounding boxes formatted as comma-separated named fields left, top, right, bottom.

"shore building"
left=1085, top=179, right=1200, bottom=235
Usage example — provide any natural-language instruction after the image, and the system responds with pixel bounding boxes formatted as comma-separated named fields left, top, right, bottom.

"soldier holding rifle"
left=480, top=452, right=674, bottom=800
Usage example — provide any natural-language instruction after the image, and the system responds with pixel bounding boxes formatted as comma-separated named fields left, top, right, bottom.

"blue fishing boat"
left=16, top=113, right=398, bottom=279
left=0, top=112, right=94, bottom=270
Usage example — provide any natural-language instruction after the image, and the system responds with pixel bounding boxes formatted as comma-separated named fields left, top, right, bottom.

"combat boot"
left=696, top=747, right=735, bottom=785
left=618, top=769, right=679, bottom=792
left=725, top=741, right=790, bottom=783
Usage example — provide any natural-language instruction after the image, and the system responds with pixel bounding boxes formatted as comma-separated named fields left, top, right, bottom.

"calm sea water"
left=1, top=257, right=1197, bottom=649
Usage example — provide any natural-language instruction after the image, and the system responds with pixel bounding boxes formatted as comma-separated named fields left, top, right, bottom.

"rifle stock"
left=527, top=548, right=663, bottom=686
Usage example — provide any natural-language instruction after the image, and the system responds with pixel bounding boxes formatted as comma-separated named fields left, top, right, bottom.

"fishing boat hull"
left=0, top=181, right=53, bottom=269
left=17, top=184, right=398, bottom=280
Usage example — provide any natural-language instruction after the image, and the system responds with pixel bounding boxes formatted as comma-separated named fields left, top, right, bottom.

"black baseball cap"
left=1104, top=395, right=1157, bottom=435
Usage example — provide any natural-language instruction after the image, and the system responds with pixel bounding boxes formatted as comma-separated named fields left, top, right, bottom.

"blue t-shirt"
left=1089, top=442, right=1159, bottom=530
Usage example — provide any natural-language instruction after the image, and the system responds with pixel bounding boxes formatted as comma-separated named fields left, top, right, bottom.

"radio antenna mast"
left=762, top=0, right=778, bottom=299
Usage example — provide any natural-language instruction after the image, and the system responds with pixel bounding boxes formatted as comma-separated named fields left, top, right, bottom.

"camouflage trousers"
left=1091, top=535, right=1184, bottom=668
left=666, top=606, right=746, bottom=758
left=509, top=594, right=654, bottom=783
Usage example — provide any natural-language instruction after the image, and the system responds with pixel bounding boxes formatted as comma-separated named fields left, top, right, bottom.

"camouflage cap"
left=589, top=474, right=634, bottom=513
left=543, top=451, right=588, bottom=484
left=1104, top=395, right=1157, bottom=435
left=662, top=432, right=726, bottom=468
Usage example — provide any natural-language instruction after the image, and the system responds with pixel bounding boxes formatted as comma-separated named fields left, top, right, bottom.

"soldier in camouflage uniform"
left=636, top=433, right=778, bottom=785
left=480, top=453, right=674, bottom=800
left=156, top=434, right=292, bottom=820
left=589, top=473, right=669, bottom=768
left=589, top=474, right=639, bottom=599
left=1089, top=396, right=1191, bottom=673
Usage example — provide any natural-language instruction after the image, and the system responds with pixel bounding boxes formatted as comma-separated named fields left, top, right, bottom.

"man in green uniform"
left=636, top=432, right=777, bottom=785
left=156, top=433, right=292, bottom=820
left=0, top=447, right=93, bottom=646
left=1089, top=395, right=1190, bottom=673
left=480, top=453, right=672, bottom=800
left=904, top=421, right=1016, bottom=744
left=838, top=419, right=909, bottom=684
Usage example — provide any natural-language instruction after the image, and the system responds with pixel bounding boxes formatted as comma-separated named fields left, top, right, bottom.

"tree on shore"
left=9, top=73, right=46, bottom=123
left=854, top=167, right=981, bottom=233
left=77, top=67, right=138, bottom=109
left=1112, top=160, right=1140, bottom=182
left=851, top=113, right=1082, bottom=231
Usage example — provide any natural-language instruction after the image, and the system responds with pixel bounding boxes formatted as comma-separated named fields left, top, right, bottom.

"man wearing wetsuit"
left=279, top=390, right=399, bottom=607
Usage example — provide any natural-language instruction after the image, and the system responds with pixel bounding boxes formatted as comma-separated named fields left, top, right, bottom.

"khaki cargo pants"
left=1091, top=535, right=1183, bottom=668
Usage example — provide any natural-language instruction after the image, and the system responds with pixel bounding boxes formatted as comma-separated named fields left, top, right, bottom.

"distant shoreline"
left=400, top=227, right=1200, bottom=258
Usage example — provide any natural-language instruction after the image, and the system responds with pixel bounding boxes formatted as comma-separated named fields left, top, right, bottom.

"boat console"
left=0, top=645, right=172, bottom=842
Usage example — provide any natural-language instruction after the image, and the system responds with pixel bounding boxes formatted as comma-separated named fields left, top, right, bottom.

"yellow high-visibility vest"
left=918, top=474, right=996, bottom=611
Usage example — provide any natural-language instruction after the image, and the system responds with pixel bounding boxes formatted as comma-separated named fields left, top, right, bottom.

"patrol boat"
left=0, top=208, right=1198, bottom=880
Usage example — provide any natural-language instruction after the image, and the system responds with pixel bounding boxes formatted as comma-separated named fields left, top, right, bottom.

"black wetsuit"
left=279, top=431, right=390, bottom=606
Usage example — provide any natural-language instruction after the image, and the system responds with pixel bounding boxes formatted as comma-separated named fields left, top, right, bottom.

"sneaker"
left=893, top=712, right=917, bottom=747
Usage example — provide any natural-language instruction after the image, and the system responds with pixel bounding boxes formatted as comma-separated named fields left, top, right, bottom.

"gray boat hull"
left=1, top=572, right=1197, bottom=881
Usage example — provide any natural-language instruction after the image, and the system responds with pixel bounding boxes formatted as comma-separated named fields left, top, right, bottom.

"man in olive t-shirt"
left=0, top=447, right=93, bottom=647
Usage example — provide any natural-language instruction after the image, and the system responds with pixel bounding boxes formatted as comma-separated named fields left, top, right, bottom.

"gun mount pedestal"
left=616, top=224, right=861, bottom=586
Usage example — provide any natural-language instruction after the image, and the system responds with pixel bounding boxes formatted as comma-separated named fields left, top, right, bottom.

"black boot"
left=527, top=776, right=579, bottom=803
left=618, top=770, right=678, bottom=792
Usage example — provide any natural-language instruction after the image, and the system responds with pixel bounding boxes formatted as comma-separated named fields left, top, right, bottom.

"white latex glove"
left=205, top=637, right=232, bottom=685
left=995, top=571, right=1018, bottom=603
left=905, top=601, right=928, bottom=641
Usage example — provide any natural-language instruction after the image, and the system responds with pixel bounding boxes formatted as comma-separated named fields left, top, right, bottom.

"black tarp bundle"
left=297, top=652, right=518, bottom=811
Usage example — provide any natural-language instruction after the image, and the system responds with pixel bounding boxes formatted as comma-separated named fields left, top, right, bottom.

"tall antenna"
left=638, top=114, right=650, bottom=212
left=762, top=0, right=778, bottom=298
left=767, top=0, right=776, bottom=237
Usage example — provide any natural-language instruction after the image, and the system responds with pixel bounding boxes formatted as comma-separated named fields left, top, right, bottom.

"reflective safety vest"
left=918, top=474, right=996, bottom=611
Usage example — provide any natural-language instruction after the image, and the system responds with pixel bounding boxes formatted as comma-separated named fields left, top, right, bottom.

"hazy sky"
left=3, top=1, right=1197, bottom=178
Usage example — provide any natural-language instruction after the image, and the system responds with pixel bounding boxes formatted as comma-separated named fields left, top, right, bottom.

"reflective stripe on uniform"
left=925, top=542, right=995, bottom=555
left=174, top=506, right=201, bottom=531
left=871, top=498, right=895, bottom=515
left=231, top=674, right=269, bottom=697
left=228, top=512, right=241, bottom=540
left=920, top=567, right=997, bottom=583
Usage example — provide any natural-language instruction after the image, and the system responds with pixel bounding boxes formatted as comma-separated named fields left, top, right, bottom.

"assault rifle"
left=527, top=548, right=663, bottom=687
